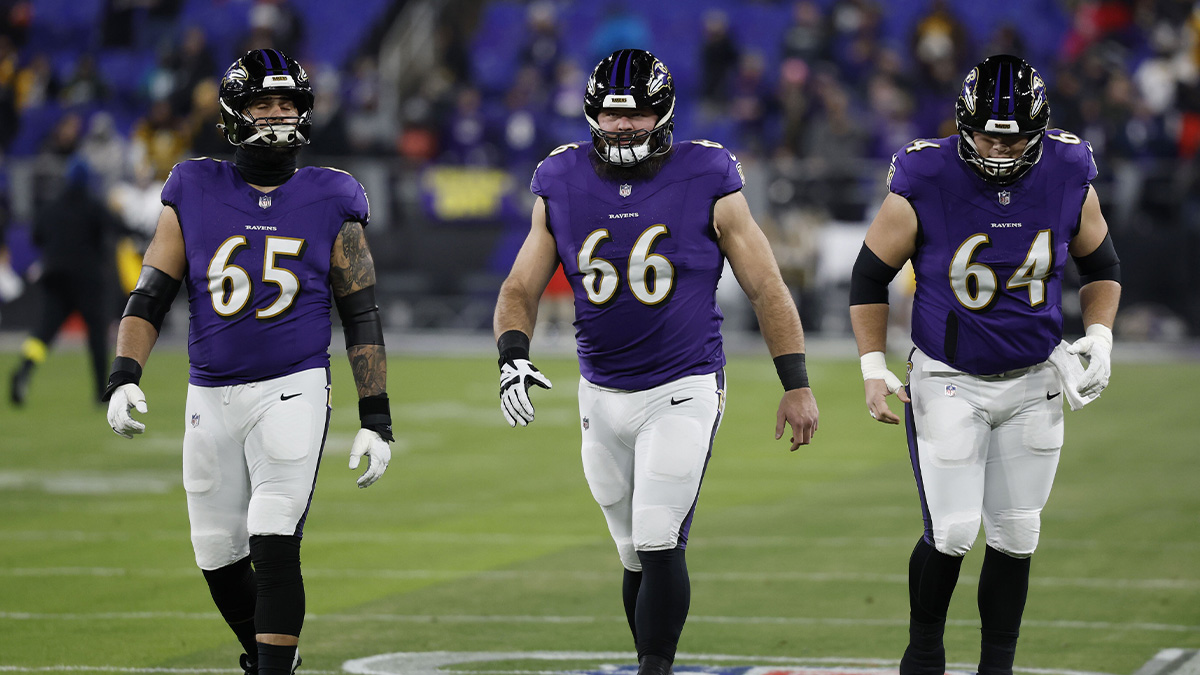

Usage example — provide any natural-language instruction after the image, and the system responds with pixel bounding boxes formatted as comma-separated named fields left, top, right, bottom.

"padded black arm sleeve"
left=334, top=285, right=385, bottom=347
left=123, top=265, right=182, bottom=332
left=1072, top=233, right=1121, bottom=285
left=849, top=244, right=902, bottom=306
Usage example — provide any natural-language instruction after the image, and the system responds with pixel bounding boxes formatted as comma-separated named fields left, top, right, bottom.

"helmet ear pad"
left=584, top=49, right=676, bottom=166
left=218, top=49, right=314, bottom=148
left=955, top=54, right=1049, bottom=184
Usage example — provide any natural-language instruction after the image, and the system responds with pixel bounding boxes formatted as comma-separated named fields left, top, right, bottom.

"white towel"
left=1047, top=340, right=1101, bottom=411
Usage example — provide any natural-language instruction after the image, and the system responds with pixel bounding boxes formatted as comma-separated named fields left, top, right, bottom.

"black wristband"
left=102, top=357, right=143, bottom=402
left=358, top=393, right=394, bottom=442
left=497, top=329, right=531, bottom=366
left=773, top=353, right=810, bottom=391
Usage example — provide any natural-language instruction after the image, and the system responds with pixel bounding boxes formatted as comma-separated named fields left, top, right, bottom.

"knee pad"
left=985, top=509, right=1040, bottom=557
left=633, top=505, right=681, bottom=551
left=249, top=535, right=304, bottom=637
left=933, top=512, right=981, bottom=557
left=192, top=530, right=249, bottom=571
left=616, top=537, right=640, bottom=572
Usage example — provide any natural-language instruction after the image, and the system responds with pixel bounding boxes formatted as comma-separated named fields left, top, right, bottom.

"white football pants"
left=907, top=348, right=1063, bottom=558
left=183, top=367, right=330, bottom=570
left=578, top=371, right=725, bottom=572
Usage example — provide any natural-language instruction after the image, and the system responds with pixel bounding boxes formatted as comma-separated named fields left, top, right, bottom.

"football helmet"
left=218, top=49, right=314, bottom=147
left=584, top=49, right=675, bottom=166
left=955, top=54, right=1049, bottom=185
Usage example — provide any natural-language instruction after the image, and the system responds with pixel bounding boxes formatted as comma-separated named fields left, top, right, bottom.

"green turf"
left=1, top=348, right=1197, bottom=674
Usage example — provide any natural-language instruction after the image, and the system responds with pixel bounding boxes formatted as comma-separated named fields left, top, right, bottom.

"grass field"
left=1, top=345, right=1197, bottom=674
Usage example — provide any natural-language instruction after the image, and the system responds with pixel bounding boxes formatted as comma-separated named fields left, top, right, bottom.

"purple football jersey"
left=531, top=141, right=745, bottom=390
left=888, top=131, right=1098, bottom=375
left=161, top=159, right=370, bottom=385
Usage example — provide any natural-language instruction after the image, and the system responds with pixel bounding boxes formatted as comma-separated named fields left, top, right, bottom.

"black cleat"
left=637, top=655, right=673, bottom=675
left=239, top=652, right=302, bottom=674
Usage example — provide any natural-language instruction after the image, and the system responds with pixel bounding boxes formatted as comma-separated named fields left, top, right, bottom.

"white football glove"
left=860, top=351, right=904, bottom=394
left=107, top=383, right=148, bottom=438
left=1066, top=324, right=1112, bottom=398
left=349, top=428, right=391, bottom=488
left=499, top=358, right=552, bottom=427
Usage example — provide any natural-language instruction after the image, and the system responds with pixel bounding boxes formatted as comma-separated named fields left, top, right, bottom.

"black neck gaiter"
left=234, top=145, right=299, bottom=187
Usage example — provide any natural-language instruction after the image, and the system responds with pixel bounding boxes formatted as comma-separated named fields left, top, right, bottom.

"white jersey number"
left=578, top=225, right=675, bottom=306
left=950, top=230, right=1054, bottom=310
left=208, top=236, right=306, bottom=318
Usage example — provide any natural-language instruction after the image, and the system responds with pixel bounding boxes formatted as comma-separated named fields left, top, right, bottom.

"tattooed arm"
left=330, top=220, right=386, bottom=398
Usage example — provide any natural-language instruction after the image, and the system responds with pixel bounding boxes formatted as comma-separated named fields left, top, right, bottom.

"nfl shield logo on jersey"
left=945, top=384, right=957, bottom=397
left=582, top=416, right=590, bottom=430
left=998, top=190, right=1010, bottom=206
left=258, top=194, right=272, bottom=209
left=619, top=184, right=632, bottom=198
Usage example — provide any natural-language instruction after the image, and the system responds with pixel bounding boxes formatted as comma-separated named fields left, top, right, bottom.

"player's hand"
left=1066, top=324, right=1112, bottom=398
left=107, top=383, right=148, bottom=438
left=349, top=428, right=390, bottom=488
left=775, top=387, right=819, bottom=451
left=861, top=351, right=909, bottom=425
left=499, top=358, right=552, bottom=427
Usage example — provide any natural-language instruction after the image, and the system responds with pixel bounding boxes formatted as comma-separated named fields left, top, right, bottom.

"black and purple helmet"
left=218, top=49, right=314, bottom=148
left=955, top=54, right=1050, bottom=185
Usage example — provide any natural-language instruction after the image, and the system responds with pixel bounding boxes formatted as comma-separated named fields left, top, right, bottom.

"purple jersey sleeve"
left=161, top=160, right=192, bottom=207
left=335, top=171, right=371, bottom=226
left=708, top=143, right=745, bottom=196
left=531, top=141, right=588, bottom=198
left=887, top=138, right=953, bottom=199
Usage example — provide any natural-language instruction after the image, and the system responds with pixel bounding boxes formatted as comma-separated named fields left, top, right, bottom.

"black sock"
left=623, top=568, right=642, bottom=646
left=977, top=546, right=1031, bottom=675
left=900, top=537, right=964, bottom=675
left=256, top=642, right=297, bottom=675
left=634, top=547, right=689, bottom=662
left=201, top=557, right=258, bottom=658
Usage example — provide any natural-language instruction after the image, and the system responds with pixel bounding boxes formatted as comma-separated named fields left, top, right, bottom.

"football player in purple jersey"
left=849, top=55, right=1121, bottom=675
left=101, top=50, right=394, bottom=675
left=493, top=49, right=819, bottom=675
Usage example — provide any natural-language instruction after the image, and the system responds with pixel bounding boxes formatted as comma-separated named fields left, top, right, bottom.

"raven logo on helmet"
left=1030, top=74, right=1047, bottom=118
left=647, top=59, right=671, bottom=97
left=960, top=67, right=978, bottom=115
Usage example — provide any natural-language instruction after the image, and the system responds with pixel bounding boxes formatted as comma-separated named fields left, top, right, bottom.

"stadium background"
left=0, top=1, right=1198, bottom=674
left=1, top=0, right=1199, bottom=339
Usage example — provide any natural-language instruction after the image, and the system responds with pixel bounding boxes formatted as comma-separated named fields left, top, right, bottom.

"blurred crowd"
left=2, top=0, right=1200, bottom=338
left=399, top=1, right=1200, bottom=208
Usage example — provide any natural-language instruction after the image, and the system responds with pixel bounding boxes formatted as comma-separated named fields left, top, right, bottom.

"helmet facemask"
left=586, top=99, right=675, bottom=167
left=220, top=95, right=311, bottom=148
left=957, top=127, right=1044, bottom=185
